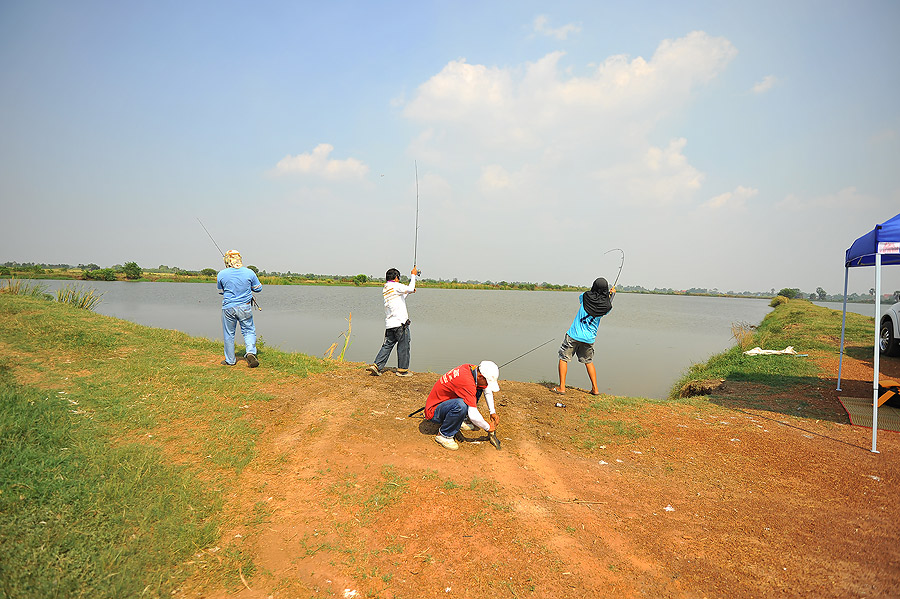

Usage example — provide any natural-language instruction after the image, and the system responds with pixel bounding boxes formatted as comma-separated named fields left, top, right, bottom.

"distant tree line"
left=3, top=261, right=899, bottom=302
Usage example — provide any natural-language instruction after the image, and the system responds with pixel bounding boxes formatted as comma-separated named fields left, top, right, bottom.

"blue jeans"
left=222, top=303, right=256, bottom=364
left=431, top=397, right=467, bottom=438
left=373, top=324, right=410, bottom=370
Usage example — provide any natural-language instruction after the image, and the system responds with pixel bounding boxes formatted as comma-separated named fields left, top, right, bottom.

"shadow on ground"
left=706, top=375, right=849, bottom=423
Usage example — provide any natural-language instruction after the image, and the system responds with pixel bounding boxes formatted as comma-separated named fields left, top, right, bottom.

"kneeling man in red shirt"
left=424, top=361, right=500, bottom=450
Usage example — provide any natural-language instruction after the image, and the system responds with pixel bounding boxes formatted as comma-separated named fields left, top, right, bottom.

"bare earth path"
left=179, top=352, right=900, bottom=598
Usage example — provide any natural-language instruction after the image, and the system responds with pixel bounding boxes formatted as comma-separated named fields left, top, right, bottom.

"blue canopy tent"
left=837, top=212, right=900, bottom=453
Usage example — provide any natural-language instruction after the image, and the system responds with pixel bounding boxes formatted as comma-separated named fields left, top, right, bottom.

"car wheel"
left=880, top=319, right=900, bottom=357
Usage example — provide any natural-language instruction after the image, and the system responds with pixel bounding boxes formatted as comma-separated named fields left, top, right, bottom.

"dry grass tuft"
left=324, top=313, right=352, bottom=361
left=731, top=320, right=756, bottom=350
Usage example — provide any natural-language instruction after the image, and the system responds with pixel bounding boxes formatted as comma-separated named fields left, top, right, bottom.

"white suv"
left=882, top=301, right=900, bottom=356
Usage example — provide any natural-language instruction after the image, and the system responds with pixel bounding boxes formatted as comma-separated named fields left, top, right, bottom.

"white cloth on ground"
left=743, top=346, right=799, bottom=356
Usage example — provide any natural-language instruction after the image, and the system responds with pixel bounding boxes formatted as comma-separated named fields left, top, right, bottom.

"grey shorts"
left=558, top=334, right=594, bottom=364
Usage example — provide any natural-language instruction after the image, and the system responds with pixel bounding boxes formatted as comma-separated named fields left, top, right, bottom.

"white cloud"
left=589, top=138, right=706, bottom=205
left=752, top=75, right=777, bottom=94
left=478, top=164, right=513, bottom=191
left=704, top=185, right=759, bottom=210
left=777, top=187, right=869, bottom=212
left=403, top=31, right=736, bottom=206
left=533, top=15, right=581, bottom=40
left=773, top=187, right=893, bottom=256
left=399, top=31, right=748, bottom=286
left=274, top=144, right=369, bottom=180
left=406, top=31, right=736, bottom=130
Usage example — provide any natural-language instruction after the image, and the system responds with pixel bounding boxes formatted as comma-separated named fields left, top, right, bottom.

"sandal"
left=550, top=387, right=566, bottom=395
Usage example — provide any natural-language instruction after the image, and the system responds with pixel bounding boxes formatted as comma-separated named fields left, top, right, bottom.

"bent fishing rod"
left=604, top=248, right=625, bottom=297
left=407, top=338, right=556, bottom=418
left=197, top=217, right=261, bottom=310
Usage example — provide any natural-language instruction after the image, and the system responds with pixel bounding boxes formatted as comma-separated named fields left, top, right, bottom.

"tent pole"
left=837, top=266, right=849, bottom=391
left=871, top=253, right=882, bottom=453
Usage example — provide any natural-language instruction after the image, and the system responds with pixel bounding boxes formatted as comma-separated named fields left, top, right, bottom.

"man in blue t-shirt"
left=216, top=249, right=262, bottom=367
left=552, top=277, right=613, bottom=396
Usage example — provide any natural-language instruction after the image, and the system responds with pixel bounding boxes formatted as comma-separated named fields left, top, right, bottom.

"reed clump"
left=1, top=277, right=50, bottom=298
left=731, top=320, right=756, bottom=350
left=324, top=313, right=352, bottom=361
left=56, top=284, right=104, bottom=310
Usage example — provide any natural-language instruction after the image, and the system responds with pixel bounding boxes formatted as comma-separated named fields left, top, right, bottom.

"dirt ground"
left=180, top=348, right=900, bottom=599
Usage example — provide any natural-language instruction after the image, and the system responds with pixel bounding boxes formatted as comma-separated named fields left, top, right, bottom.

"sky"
left=1, top=0, right=899, bottom=295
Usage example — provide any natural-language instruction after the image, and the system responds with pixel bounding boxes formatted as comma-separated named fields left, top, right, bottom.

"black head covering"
left=582, top=277, right=613, bottom=318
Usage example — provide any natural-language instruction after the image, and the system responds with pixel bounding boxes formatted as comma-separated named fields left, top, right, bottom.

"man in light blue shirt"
left=552, top=277, right=613, bottom=395
left=216, top=249, right=262, bottom=367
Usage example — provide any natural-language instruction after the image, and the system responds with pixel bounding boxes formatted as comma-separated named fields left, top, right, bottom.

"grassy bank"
left=670, top=298, right=875, bottom=398
left=0, top=294, right=877, bottom=597
left=0, top=293, right=328, bottom=598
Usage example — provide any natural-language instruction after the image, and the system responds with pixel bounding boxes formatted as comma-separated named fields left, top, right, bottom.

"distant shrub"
left=777, top=288, right=801, bottom=299
left=201, top=268, right=217, bottom=277
left=770, top=295, right=789, bottom=307
left=85, top=268, right=117, bottom=281
left=123, top=261, right=142, bottom=280
left=259, top=276, right=288, bottom=285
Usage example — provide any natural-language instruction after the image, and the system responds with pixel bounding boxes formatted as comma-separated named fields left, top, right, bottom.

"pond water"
left=814, top=301, right=895, bottom=318
left=35, top=280, right=777, bottom=399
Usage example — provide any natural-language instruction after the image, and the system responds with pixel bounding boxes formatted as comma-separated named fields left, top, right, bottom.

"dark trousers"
left=374, top=325, right=410, bottom=370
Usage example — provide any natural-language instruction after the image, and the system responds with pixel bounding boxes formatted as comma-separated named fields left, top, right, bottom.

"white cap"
left=478, top=360, right=500, bottom=393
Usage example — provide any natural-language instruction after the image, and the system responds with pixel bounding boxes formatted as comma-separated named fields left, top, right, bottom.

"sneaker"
left=459, top=420, right=477, bottom=431
left=221, top=360, right=235, bottom=366
left=366, top=364, right=382, bottom=376
left=395, top=370, right=413, bottom=377
left=246, top=353, right=259, bottom=368
left=434, top=434, right=459, bottom=450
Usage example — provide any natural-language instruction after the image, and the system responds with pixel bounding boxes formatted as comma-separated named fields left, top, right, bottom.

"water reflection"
left=36, top=280, right=774, bottom=399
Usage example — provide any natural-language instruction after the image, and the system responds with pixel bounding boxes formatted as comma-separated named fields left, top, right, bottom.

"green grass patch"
left=572, top=414, right=645, bottom=450
left=0, top=294, right=331, bottom=597
left=567, top=392, right=678, bottom=450
left=360, top=465, right=409, bottom=519
left=669, top=298, right=875, bottom=398
left=0, top=379, right=219, bottom=598
left=324, top=465, right=410, bottom=526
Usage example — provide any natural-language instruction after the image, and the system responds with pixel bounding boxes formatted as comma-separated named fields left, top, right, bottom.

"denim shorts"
left=558, top=333, right=594, bottom=364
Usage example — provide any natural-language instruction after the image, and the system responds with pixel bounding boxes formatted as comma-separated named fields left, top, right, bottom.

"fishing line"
left=498, top=338, right=556, bottom=369
left=406, top=338, right=556, bottom=418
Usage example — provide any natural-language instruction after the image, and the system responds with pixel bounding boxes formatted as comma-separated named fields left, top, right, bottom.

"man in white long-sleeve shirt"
left=423, top=361, right=500, bottom=451
left=366, top=267, right=418, bottom=377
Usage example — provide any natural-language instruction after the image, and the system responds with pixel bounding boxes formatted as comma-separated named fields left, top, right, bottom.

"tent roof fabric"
left=845, top=213, right=900, bottom=268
